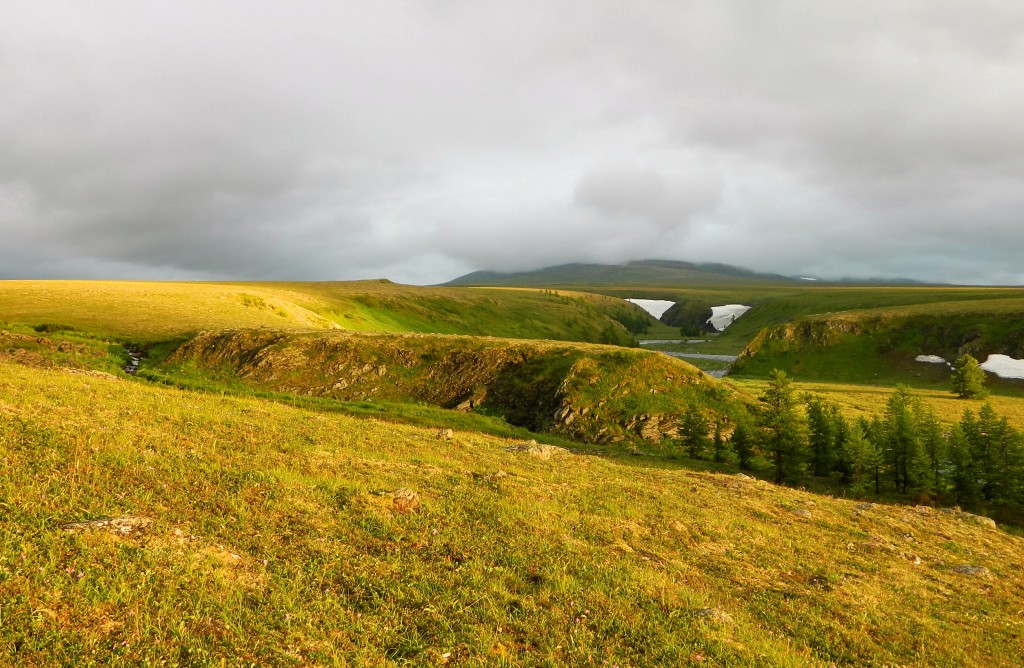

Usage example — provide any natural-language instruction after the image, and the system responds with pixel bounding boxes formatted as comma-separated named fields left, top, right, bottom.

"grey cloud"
left=2, top=1, right=1023, bottom=285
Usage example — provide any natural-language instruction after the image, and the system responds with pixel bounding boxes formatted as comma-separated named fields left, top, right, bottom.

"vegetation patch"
left=2, top=362, right=1023, bottom=666
left=164, top=329, right=747, bottom=445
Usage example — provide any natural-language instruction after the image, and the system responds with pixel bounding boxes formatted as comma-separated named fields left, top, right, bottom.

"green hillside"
left=0, top=280, right=646, bottom=347
left=4, top=360, right=1024, bottom=666
left=732, top=297, right=1024, bottom=388
left=3, top=279, right=1024, bottom=665
left=161, top=329, right=747, bottom=445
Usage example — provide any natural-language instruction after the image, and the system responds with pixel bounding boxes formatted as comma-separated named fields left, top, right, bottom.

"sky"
left=3, top=1, right=1024, bottom=285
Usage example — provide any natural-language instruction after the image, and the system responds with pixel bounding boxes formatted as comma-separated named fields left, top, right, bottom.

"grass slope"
left=161, top=329, right=747, bottom=445
left=3, top=362, right=1024, bottom=666
left=0, top=280, right=643, bottom=347
left=732, top=297, right=1024, bottom=389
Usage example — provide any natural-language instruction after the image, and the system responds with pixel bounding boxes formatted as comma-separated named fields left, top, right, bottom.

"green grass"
left=160, top=328, right=748, bottom=446
left=0, top=280, right=642, bottom=347
left=729, top=377, right=1024, bottom=432
left=3, top=361, right=1024, bottom=666
left=731, top=300, right=1024, bottom=388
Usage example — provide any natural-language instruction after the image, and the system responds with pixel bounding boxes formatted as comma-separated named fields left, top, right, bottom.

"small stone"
left=502, top=442, right=567, bottom=460
left=791, top=509, right=812, bottom=519
left=390, top=489, right=420, bottom=513
left=915, top=505, right=933, bottom=515
left=961, top=513, right=997, bottom=529
left=437, top=428, right=454, bottom=440
left=734, top=473, right=754, bottom=481
left=952, top=565, right=988, bottom=576
left=694, top=608, right=733, bottom=624
left=59, top=516, right=153, bottom=535
left=855, top=503, right=874, bottom=511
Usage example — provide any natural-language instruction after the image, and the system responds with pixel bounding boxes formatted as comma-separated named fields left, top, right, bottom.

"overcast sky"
left=3, top=1, right=1024, bottom=285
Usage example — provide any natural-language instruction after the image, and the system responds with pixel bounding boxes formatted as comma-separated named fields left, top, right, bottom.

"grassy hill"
left=4, top=360, right=1024, bottom=666
left=731, top=296, right=1024, bottom=389
left=0, top=280, right=645, bottom=347
left=446, top=259, right=795, bottom=288
left=160, top=329, right=747, bottom=445
left=4, top=279, right=1024, bottom=664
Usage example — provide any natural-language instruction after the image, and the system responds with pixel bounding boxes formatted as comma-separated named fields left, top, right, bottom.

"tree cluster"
left=677, top=370, right=1024, bottom=523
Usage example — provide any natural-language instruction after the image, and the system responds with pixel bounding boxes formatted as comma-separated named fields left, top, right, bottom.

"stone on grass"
left=59, top=516, right=153, bottom=535
left=694, top=608, right=733, bottom=624
left=952, top=565, right=989, bottom=576
left=390, top=489, right=420, bottom=513
left=502, top=441, right=568, bottom=460
left=791, top=508, right=812, bottom=519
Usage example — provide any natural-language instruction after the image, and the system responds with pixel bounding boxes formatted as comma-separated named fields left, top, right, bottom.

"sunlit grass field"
left=3, top=362, right=1024, bottom=666
left=0, top=280, right=641, bottom=346
left=3, top=279, right=1024, bottom=664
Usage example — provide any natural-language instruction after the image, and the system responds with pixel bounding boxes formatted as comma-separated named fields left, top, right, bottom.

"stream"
left=124, top=348, right=143, bottom=375
left=639, top=340, right=738, bottom=378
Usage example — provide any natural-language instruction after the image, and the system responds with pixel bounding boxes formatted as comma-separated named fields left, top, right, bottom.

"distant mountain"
left=445, top=260, right=796, bottom=287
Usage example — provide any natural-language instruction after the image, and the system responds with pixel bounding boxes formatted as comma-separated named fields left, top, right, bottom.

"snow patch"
left=708, top=304, right=751, bottom=332
left=980, top=354, right=1024, bottom=380
left=626, top=299, right=675, bottom=319
left=915, top=355, right=947, bottom=365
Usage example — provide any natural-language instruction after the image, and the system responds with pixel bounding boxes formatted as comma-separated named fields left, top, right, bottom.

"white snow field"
left=626, top=299, right=675, bottom=319
left=980, top=354, right=1024, bottom=380
left=915, top=355, right=948, bottom=364
left=707, top=304, right=751, bottom=332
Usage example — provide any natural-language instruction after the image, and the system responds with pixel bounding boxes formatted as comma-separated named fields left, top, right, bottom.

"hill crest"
left=445, top=259, right=796, bottom=287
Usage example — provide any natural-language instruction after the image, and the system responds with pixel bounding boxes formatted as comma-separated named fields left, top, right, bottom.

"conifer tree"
left=883, top=386, right=919, bottom=494
left=758, top=369, right=806, bottom=484
left=842, top=422, right=879, bottom=496
left=712, top=419, right=728, bottom=463
left=951, top=353, right=988, bottom=399
left=949, top=419, right=980, bottom=506
left=806, top=395, right=835, bottom=477
left=911, top=402, right=946, bottom=498
left=730, top=422, right=755, bottom=470
left=680, top=403, right=709, bottom=460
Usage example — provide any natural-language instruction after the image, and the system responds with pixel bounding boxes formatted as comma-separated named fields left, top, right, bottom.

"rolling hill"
left=0, top=280, right=647, bottom=347
left=446, top=259, right=796, bottom=288
left=3, top=278, right=1024, bottom=665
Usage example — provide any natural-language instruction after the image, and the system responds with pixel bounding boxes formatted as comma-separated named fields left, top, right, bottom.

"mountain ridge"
left=445, top=259, right=796, bottom=287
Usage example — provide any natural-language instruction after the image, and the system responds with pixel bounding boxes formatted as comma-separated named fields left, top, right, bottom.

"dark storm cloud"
left=2, top=1, right=1023, bottom=284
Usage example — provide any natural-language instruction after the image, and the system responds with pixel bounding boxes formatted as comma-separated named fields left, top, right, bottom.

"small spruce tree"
left=951, top=354, right=988, bottom=399
left=758, top=369, right=807, bottom=484
left=680, top=403, right=709, bottom=460
left=712, top=420, right=727, bottom=463
left=730, top=422, right=755, bottom=470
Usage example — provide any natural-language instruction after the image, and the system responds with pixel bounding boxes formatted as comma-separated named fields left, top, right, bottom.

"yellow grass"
left=730, top=378, right=1024, bottom=430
